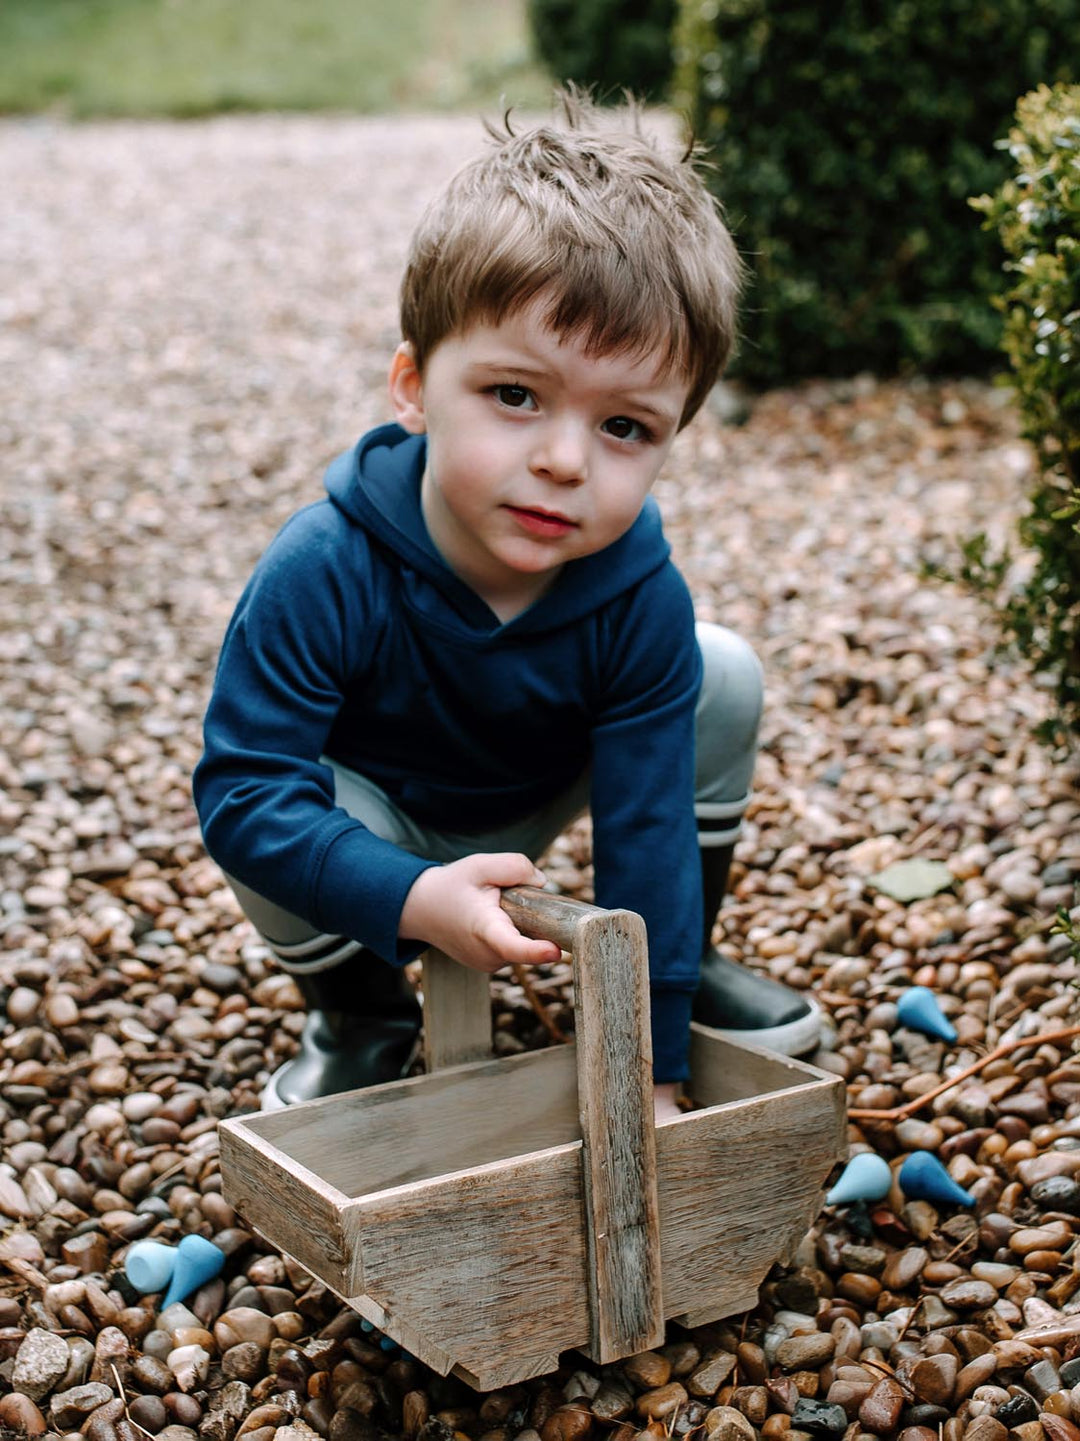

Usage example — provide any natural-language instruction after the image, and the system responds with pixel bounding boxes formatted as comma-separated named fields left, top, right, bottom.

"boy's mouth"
left=504, top=505, right=579, bottom=538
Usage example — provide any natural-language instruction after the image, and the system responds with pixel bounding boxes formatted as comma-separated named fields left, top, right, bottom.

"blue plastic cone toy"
left=125, top=1240, right=177, bottom=1295
left=160, top=1234, right=226, bottom=1309
left=896, top=986, right=957, bottom=1044
left=898, top=1151, right=974, bottom=1207
left=826, top=1152, right=894, bottom=1206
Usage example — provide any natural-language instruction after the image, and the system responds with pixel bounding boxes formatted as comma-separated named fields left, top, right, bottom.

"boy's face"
left=389, top=300, right=690, bottom=622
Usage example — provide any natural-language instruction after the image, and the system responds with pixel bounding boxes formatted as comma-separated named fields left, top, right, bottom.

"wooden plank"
left=347, top=1143, right=590, bottom=1384
left=573, top=909, right=665, bottom=1362
left=688, top=1021, right=841, bottom=1106
left=218, top=1119, right=353, bottom=1294
left=502, top=888, right=665, bottom=1362
left=421, top=947, right=492, bottom=1071
left=655, top=1065, right=847, bottom=1323
left=231, top=1043, right=580, bottom=1199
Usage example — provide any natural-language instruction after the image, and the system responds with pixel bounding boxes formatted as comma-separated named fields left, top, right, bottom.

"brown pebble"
left=542, top=1404, right=594, bottom=1441
left=623, top=1353, right=672, bottom=1391
left=736, top=1342, right=766, bottom=1385
left=402, top=1390, right=430, bottom=1438
left=905, top=1353, right=958, bottom=1407
left=836, top=1272, right=881, bottom=1306
left=1011, top=1223, right=1073, bottom=1254
left=687, top=1353, right=736, bottom=1400
left=955, top=1353, right=997, bottom=1401
left=729, top=1386, right=767, bottom=1425
left=882, top=1247, right=929, bottom=1291
left=637, top=1389, right=686, bottom=1423
left=704, top=1406, right=757, bottom=1441
left=939, top=1278, right=998, bottom=1310
left=775, top=1334, right=836, bottom=1371
left=762, top=1418, right=790, bottom=1439
left=222, top=1340, right=266, bottom=1383
left=128, top=1393, right=168, bottom=1432
left=961, top=1420, right=1007, bottom=1441
left=0, top=1392, right=47, bottom=1436
left=1040, top=1417, right=1080, bottom=1441
left=858, top=1378, right=905, bottom=1433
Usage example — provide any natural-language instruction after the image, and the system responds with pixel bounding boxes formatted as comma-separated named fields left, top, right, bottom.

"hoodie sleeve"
left=589, top=563, right=703, bottom=1084
left=192, top=503, right=437, bottom=963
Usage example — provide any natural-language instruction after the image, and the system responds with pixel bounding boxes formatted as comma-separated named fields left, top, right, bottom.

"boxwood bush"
left=527, top=0, right=676, bottom=100
left=966, top=83, right=1080, bottom=742
left=671, top=0, right=1077, bottom=385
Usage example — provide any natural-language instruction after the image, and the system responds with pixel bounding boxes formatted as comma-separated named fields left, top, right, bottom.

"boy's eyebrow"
left=466, top=360, right=681, bottom=425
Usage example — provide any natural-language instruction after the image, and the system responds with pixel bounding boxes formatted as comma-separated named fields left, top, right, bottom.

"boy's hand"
left=399, top=853, right=563, bottom=973
left=653, top=1082, right=682, bottom=1123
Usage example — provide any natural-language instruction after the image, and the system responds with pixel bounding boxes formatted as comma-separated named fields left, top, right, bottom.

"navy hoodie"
left=194, top=423, right=704, bottom=1080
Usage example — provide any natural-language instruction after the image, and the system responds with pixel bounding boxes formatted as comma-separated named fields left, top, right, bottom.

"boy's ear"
left=388, top=343, right=426, bottom=434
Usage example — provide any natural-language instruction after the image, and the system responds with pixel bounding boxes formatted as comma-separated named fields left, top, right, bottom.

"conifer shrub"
left=965, top=83, right=1080, bottom=743
left=671, top=0, right=1077, bottom=386
left=526, top=0, right=676, bottom=100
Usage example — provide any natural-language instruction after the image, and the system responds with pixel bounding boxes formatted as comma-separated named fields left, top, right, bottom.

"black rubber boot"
left=262, top=953, right=422, bottom=1109
left=693, top=843, right=821, bottom=1056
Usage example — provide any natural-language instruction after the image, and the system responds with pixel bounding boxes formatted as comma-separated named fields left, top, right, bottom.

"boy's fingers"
left=469, top=852, right=547, bottom=889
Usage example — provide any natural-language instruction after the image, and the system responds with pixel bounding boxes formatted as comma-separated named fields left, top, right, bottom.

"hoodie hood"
left=324, top=423, right=673, bottom=635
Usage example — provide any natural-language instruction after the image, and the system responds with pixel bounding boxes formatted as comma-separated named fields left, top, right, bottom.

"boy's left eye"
left=602, top=415, right=649, bottom=442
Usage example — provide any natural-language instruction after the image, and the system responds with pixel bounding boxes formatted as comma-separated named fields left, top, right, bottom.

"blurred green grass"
left=0, top=0, right=552, bottom=117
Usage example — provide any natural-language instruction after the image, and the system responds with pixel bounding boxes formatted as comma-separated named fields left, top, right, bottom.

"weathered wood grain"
left=346, top=1143, right=590, bottom=1382
left=421, top=947, right=492, bottom=1071
left=232, top=1042, right=580, bottom=1197
left=571, top=908, right=665, bottom=1362
left=218, top=1119, right=353, bottom=1294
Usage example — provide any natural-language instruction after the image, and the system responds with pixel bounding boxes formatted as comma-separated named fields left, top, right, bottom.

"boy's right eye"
left=493, top=384, right=535, bottom=410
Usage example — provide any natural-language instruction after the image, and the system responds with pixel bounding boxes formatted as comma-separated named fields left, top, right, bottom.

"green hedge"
left=672, top=0, right=1077, bottom=385
left=968, top=83, right=1080, bottom=741
left=527, top=0, right=675, bottom=100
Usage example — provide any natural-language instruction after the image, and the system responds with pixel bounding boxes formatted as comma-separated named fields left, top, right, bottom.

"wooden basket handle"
left=500, top=886, right=664, bottom=1361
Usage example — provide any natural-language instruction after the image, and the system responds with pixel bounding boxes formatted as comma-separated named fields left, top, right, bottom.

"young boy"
left=193, top=90, right=820, bottom=1119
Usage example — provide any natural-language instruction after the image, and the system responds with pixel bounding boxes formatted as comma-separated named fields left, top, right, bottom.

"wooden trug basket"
left=219, top=888, right=846, bottom=1390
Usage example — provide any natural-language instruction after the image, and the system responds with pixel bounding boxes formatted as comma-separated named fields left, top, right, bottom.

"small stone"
left=704, top=1406, right=757, bottom=1441
left=688, top=1353, right=737, bottom=1399
left=962, top=1421, right=1007, bottom=1441
left=12, top=1328, right=71, bottom=1402
left=790, top=1399, right=848, bottom=1437
left=881, top=1247, right=928, bottom=1291
left=49, top=1381, right=115, bottom=1429
left=906, top=1354, right=958, bottom=1407
left=939, top=1279, right=997, bottom=1310
left=622, top=1352, right=672, bottom=1390
left=0, top=1392, right=48, bottom=1436
left=776, top=1334, right=836, bottom=1371
left=637, top=1377, right=686, bottom=1423
left=858, top=1378, right=905, bottom=1433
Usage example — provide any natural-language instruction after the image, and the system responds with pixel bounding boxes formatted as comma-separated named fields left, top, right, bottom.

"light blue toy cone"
left=898, top=1151, right=973, bottom=1207
left=826, top=1152, right=893, bottom=1206
left=896, top=986, right=957, bottom=1043
left=125, top=1240, right=176, bottom=1295
left=160, top=1234, right=226, bottom=1309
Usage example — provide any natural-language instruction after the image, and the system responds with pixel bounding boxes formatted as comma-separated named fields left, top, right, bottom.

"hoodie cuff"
left=311, top=828, right=439, bottom=966
left=649, top=988, right=694, bottom=1084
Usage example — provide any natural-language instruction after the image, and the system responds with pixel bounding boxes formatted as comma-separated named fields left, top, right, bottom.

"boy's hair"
left=399, top=87, right=743, bottom=427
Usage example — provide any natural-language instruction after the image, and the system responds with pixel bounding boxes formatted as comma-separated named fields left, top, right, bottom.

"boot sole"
left=695, top=996, right=823, bottom=1058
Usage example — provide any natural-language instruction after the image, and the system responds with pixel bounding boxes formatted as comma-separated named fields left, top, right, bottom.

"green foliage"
left=527, top=0, right=676, bottom=99
left=0, top=0, right=548, bottom=117
left=968, top=84, right=1080, bottom=742
left=671, top=0, right=1077, bottom=386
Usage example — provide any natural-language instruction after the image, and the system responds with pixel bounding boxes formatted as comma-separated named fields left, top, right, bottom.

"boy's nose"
left=529, top=420, right=588, bottom=485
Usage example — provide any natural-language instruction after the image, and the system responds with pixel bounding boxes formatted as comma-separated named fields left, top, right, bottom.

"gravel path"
left=2, top=114, right=1080, bottom=1441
